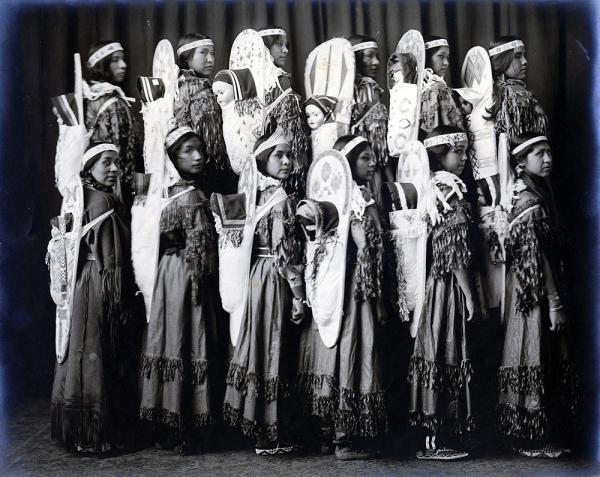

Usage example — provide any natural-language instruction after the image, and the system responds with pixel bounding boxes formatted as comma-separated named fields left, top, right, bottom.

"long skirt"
left=497, top=272, right=578, bottom=444
left=51, top=259, right=134, bottom=452
left=296, top=272, right=387, bottom=443
left=408, top=273, right=473, bottom=435
left=222, top=256, right=296, bottom=442
left=139, top=253, right=220, bottom=434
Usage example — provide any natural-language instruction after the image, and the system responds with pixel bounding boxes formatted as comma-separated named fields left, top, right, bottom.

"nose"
left=207, top=53, right=215, bottom=65
left=282, top=44, right=288, bottom=54
left=118, top=58, right=127, bottom=70
left=543, top=152, right=552, bottom=164
left=281, top=154, right=290, bottom=166
left=443, top=57, right=449, bottom=67
left=372, top=56, right=380, bottom=67
left=192, top=150, right=202, bottom=162
left=109, top=161, right=120, bottom=172
left=521, top=55, right=528, bottom=66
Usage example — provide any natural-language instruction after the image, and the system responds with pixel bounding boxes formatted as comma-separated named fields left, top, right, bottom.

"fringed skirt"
left=296, top=271, right=387, bottom=441
left=497, top=272, right=578, bottom=443
left=222, top=256, right=296, bottom=442
left=139, top=252, right=219, bottom=433
left=408, top=273, right=474, bottom=435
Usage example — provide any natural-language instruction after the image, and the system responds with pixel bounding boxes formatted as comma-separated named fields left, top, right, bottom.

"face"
left=188, top=45, right=215, bottom=76
left=212, top=81, right=234, bottom=108
left=458, top=97, right=473, bottom=116
left=504, top=46, right=528, bottom=80
left=429, top=46, right=450, bottom=78
left=387, top=60, right=404, bottom=88
left=172, top=136, right=204, bottom=177
left=90, top=151, right=120, bottom=187
left=264, top=143, right=291, bottom=180
left=108, top=51, right=127, bottom=84
left=522, top=142, right=552, bottom=177
left=305, top=104, right=325, bottom=130
left=269, top=36, right=289, bottom=68
left=360, top=48, right=380, bottom=79
left=440, top=140, right=468, bottom=175
left=352, top=146, right=376, bottom=183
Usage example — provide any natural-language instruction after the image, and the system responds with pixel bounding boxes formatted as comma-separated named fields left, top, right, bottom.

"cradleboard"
left=47, top=54, right=87, bottom=363
left=131, top=39, right=180, bottom=322
left=213, top=155, right=258, bottom=345
left=304, top=150, right=352, bottom=348
left=461, top=46, right=508, bottom=311
left=383, top=140, right=429, bottom=337
left=304, top=38, right=356, bottom=143
left=388, top=30, right=425, bottom=158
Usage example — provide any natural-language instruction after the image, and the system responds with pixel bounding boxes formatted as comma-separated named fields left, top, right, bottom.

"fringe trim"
left=218, top=228, right=244, bottom=248
left=352, top=102, right=389, bottom=167
left=420, top=85, right=465, bottom=133
left=266, top=92, right=309, bottom=160
left=497, top=403, right=548, bottom=441
left=51, top=401, right=109, bottom=452
left=498, top=365, right=544, bottom=395
left=408, top=356, right=473, bottom=399
left=409, top=411, right=475, bottom=435
left=431, top=219, right=472, bottom=279
left=310, top=229, right=338, bottom=284
left=222, top=403, right=280, bottom=441
left=352, top=215, right=384, bottom=302
left=226, top=362, right=290, bottom=402
left=383, top=231, right=409, bottom=321
left=234, top=98, right=261, bottom=116
left=139, top=406, right=214, bottom=431
left=141, top=354, right=184, bottom=382
left=495, top=79, right=549, bottom=140
left=295, top=373, right=338, bottom=421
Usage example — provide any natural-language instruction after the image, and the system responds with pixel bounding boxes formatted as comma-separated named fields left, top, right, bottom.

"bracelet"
left=549, top=304, right=564, bottom=312
left=547, top=292, right=560, bottom=302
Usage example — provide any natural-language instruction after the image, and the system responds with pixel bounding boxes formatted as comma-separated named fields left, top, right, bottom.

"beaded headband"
left=351, top=41, right=378, bottom=52
left=253, top=127, right=289, bottom=158
left=424, top=39, right=449, bottom=50
left=259, top=28, right=286, bottom=38
left=423, top=132, right=468, bottom=149
left=489, top=39, right=524, bottom=57
left=511, top=136, right=548, bottom=156
left=83, top=143, right=119, bottom=167
left=339, top=136, right=368, bottom=157
left=165, top=126, right=196, bottom=149
left=177, top=39, right=214, bottom=57
left=88, top=42, right=123, bottom=68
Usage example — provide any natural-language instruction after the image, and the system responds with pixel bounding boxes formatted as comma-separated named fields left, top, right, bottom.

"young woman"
left=497, top=134, right=577, bottom=458
left=296, top=134, right=387, bottom=460
left=85, top=41, right=141, bottom=206
left=485, top=36, right=548, bottom=140
left=139, top=127, right=221, bottom=455
left=221, top=127, right=305, bottom=455
left=408, top=125, right=480, bottom=460
left=348, top=35, right=391, bottom=185
left=420, top=35, right=464, bottom=136
left=51, top=142, right=138, bottom=453
left=174, top=34, right=230, bottom=194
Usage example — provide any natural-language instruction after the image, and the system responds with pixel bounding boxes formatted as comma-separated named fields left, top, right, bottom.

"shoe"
left=416, top=448, right=468, bottom=460
left=519, top=444, right=565, bottom=459
left=255, top=442, right=296, bottom=456
left=335, top=446, right=375, bottom=461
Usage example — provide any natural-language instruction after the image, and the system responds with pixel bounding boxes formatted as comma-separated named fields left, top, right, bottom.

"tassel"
left=226, top=362, right=291, bottom=403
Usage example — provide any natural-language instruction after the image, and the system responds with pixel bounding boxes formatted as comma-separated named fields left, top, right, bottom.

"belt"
left=254, top=246, right=274, bottom=258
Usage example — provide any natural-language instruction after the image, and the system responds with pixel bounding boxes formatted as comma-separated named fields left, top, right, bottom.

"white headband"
left=424, top=132, right=468, bottom=149
left=489, top=39, right=524, bottom=57
left=512, top=136, right=548, bottom=156
left=259, top=28, right=287, bottom=38
left=177, top=39, right=214, bottom=57
left=83, top=143, right=119, bottom=167
left=425, top=39, right=449, bottom=50
left=253, top=127, right=289, bottom=158
left=351, top=41, right=378, bottom=52
left=165, top=126, right=196, bottom=149
left=339, top=136, right=368, bottom=157
left=88, top=42, right=124, bottom=68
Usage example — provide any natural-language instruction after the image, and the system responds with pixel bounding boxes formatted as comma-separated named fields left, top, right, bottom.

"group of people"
left=46, top=24, right=578, bottom=462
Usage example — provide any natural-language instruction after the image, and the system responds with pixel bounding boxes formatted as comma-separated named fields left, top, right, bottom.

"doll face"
left=440, top=140, right=468, bottom=176
left=305, top=104, right=326, bottom=130
left=429, top=46, right=450, bottom=78
left=458, top=97, right=473, bottom=116
left=352, top=146, right=376, bottom=183
left=108, top=51, right=127, bottom=84
left=188, top=45, right=215, bottom=76
left=359, top=48, right=380, bottom=79
left=212, top=81, right=234, bottom=108
left=264, top=143, right=291, bottom=180
left=172, top=136, right=205, bottom=177
left=504, top=46, right=528, bottom=81
left=523, top=142, right=552, bottom=177
left=90, top=151, right=120, bottom=187
left=269, top=36, right=289, bottom=68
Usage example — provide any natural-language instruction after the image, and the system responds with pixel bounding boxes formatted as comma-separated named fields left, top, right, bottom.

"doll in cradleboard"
left=304, top=95, right=338, bottom=158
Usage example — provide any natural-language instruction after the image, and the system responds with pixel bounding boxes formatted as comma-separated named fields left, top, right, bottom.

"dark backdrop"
left=0, top=0, right=597, bottom=456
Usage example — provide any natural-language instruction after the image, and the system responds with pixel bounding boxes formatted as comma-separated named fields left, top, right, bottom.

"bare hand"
left=466, top=296, right=481, bottom=322
left=549, top=308, right=567, bottom=332
left=291, top=299, right=305, bottom=325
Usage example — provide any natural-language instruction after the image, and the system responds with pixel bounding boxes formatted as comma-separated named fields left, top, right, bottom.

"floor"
left=2, top=399, right=599, bottom=477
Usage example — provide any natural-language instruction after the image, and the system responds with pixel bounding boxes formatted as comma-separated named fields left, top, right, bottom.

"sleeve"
left=271, top=197, right=303, bottom=287
left=173, top=81, right=192, bottom=128
left=350, top=212, right=384, bottom=302
left=494, top=83, right=549, bottom=139
left=431, top=200, right=473, bottom=275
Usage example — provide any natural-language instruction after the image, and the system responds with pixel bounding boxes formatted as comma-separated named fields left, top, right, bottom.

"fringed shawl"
left=420, top=72, right=464, bottom=133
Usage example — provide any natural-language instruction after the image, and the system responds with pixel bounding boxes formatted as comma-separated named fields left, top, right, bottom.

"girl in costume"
left=296, top=134, right=387, bottom=461
left=139, top=127, right=221, bottom=455
left=85, top=41, right=141, bottom=206
left=51, top=142, right=138, bottom=453
left=420, top=35, right=464, bottom=136
left=174, top=34, right=230, bottom=193
left=497, top=134, right=577, bottom=458
left=408, top=126, right=480, bottom=460
left=221, top=127, right=306, bottom=455
left=485, top=36, right=548, bottom=140
left=258, top=26, right=309, bottom=198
